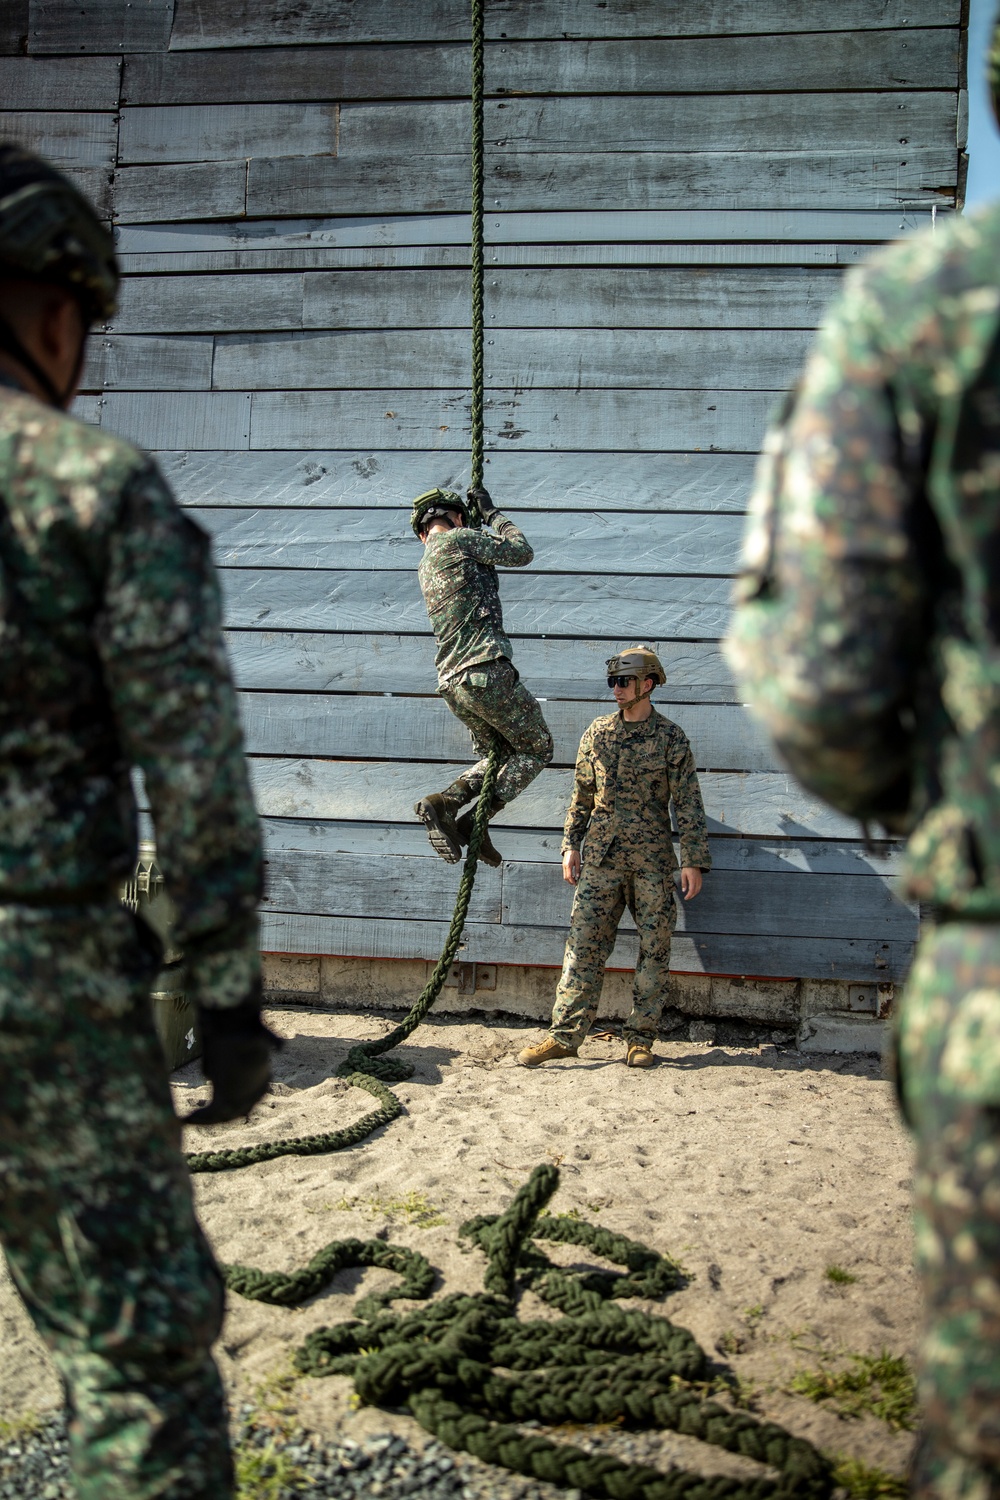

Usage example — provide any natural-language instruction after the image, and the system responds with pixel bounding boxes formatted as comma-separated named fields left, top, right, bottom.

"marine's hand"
left=182, top=995, right=283, bottom=1125
left=563, top=849, right=582, bottom=885
left=467, top=485, right=498, bottom=525
left=680, top=867, right=703, bottom=900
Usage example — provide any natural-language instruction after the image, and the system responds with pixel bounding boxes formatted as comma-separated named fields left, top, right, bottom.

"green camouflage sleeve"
left=562, top=724, right=597, bottom=853
left=667, top=729, right=711, bottom=870
left=724, top=268, right=925, bottom=827
left=96, top=461, right=263, bottom=1010
left=460, top=516, right=534, bottom=567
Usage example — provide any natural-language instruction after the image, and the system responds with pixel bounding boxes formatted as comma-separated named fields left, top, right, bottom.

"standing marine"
left=410, top=484, right=553, bottom=866
left=725, top=32, right=1000, bottom=1490
left=0, top=145, right=275, bottom=1498
left=519, top=648, right=710, bottom=1070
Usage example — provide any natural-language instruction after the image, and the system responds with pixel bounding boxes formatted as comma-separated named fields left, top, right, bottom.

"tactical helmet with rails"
left=410, top=487, right=469, bottom=538
left=606, top=646, right=666, bottom=686
left=0, top=143, right=118, bottom=404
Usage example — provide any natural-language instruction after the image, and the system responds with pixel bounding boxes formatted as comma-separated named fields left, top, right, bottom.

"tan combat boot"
left=414, top=791, right=464, bottom=862
left=517, top=1036, right=578, bottom=1067
left=454, top=806, right=502, bottom=867
left=626, top=1042, right=656, bottom=1068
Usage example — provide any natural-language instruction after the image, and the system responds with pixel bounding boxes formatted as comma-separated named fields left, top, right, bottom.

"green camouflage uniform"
left=548, top=708, right=711, bottom=1048
left=417, top=515, right=552, bottom=806
left=0, top=372, right=263, bottom=1498
left=725, top=201, right=1000, bottom=1498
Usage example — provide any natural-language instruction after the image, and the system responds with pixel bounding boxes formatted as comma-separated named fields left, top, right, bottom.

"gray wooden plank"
left=168, top=3, right=955, bottom=48
left=212, top=327, right=810, bottom=393
left=247, top=758, right=860, bottom=840
left=0, top=111, right=116, bottom=169
left=246, top=149, right=956, bottom=220
left=221, top=567, right=733, bottom=638
left=118, top=93, right=956, bottom=163
left=0, top=56, right=121, bottom=109
left=83, top=334, right=213, bottom=393
left=96, top=393, right=251, bottom=450
left=223, top=633, right=736, bottom=702
left=338, top=93, right=954, bottom=157
left=0, top=1, right=28, bottom=53
left=196, top=507, right=745, bottom=577
left=264, top=847, right=501, bottom=922
left=113, top=266, right=841, bottom=335
left=126, top=27, right=957, bottom=104
left=119, top=102, right=338, bottom=165
left=502, top=863, right=915, bottom=943
left=114, top=273, right=304, bottom=333
left=257, top=909, right=911, bottom=983
left=27, top=0, right=173, bottom=53
left=238, top=693, right=777, bottom=772
left=156, top=450, right=757, bottom=513
left=248, top=389, right=776, bottom=454
left=114, top=244, right=879, bottom=275
left=114, top=161, right=247, bottom=224
left=261, top=817, right=907, bottom=880
left=112, top=209, right=938, bottom=254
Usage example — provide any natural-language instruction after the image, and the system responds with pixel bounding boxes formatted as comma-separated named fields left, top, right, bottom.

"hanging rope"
left=469, top=0, right=486, bottom=498
left=185, top=0, right=498, bottom=1175
left=223, top=1165, right=834, bottom=1499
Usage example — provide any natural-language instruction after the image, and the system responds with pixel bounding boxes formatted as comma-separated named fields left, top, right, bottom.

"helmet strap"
left=0, top=312, right=81, bottom=408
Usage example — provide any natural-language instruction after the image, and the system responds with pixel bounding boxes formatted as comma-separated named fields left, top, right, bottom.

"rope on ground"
left=224, top=1164, right=834, bottom=1499
left=185, top=737, right=500, bottom=1173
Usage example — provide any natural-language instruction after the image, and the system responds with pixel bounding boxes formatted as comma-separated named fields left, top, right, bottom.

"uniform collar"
left=616, top=706, right=661, bottom=734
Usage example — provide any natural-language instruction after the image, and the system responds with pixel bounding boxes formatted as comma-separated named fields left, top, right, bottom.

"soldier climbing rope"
left=179, top=6, right=835, bottom=1494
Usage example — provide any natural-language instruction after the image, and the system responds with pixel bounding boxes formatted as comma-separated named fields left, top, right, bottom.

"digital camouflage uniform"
left=0, top=370, right=263, bottom=1498
left=725, top=200, right=1000, bottom=1497
left=417, top=515, right=552, bottom=807
left=548, top=708, right=711, bottom=1049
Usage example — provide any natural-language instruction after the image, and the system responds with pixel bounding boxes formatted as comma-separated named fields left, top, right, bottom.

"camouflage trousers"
left=898, top=922, right=1000, bottom=1499
left=440, top=657, right=553, bottom=807
left=548, top=858, right=677, bottom=1048
left=0, top=898, right=233, bottom=1500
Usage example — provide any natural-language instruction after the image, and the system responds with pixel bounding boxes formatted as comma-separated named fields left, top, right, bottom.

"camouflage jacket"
left=0, top=375, right=262, bottom=1007
left=417, top=514, right=533, bottom=687
left=725, top=200, right=1000, bottom=918
left=562, top=708, right=712, bottom=873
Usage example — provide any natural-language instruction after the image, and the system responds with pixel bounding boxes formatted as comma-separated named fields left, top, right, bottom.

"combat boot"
left=626, top=1042, right=656, bottom=1068
left=517, top=1036, right=578, bottom=1067
left=414, top=790, right=464, bottom=863
left=455, top=804, right=503, bottom=876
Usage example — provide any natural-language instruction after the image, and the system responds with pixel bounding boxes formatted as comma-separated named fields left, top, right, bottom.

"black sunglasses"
left=607, top=675, right=638, bottom=690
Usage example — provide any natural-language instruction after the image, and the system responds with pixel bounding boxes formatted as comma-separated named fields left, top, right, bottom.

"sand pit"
left=0, top=1006, right=919, bottom=1490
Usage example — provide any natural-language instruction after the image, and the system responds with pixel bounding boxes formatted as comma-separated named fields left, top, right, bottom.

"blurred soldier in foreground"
left=725, top=41, right=1000, bottom=1490
left=519, top=648, right=710, bottom=1070
left=411, top=484, right=552, bottom=867
left=0, top=145, right=274, bottom=1498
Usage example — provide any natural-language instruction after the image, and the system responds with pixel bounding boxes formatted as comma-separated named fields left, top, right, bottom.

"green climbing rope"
left=186, top=0, right=496, bottom=1174
left=223, top=1165, right=834, bottom=1499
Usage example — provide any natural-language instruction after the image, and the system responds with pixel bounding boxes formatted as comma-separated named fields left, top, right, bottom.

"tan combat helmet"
left=605, top=645, right=666, bottom=706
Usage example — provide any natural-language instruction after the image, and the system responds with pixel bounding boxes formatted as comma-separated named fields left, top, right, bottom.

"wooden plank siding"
left=13, top=2, right=963, bottom=988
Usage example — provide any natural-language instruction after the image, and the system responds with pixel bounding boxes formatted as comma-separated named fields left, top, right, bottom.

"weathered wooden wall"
left=4, top=0, right=968, bottom=982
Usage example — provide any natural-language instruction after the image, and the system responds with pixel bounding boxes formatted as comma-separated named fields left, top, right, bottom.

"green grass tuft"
left=824, top=1264, right=859, bottom=1285
left=830, top=1455, right=909, bottom=1498
left=335, top=1189, right=446, bottom=1228
left=234, top=1437, right=309, bottom=1500
left=789, top=1350, right=917, bottom=1431
left=0, top=1412, right=41, bottom=1444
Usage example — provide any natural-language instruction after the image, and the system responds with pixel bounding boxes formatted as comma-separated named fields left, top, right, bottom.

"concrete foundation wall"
left=262, top=952, right=893, bottom=1054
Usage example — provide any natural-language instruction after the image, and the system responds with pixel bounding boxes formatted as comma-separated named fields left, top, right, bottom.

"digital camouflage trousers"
left=898, top=922, right=1000, bottom=1499
left=440, top=657, right=553, bottom=808
left=548, top=858, right=677, bottom=1048
left=0, top=898, right=232, bottom=1500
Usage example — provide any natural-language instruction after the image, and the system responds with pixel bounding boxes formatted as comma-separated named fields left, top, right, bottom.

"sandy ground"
left=0, top=1007, right=920, bottom=1485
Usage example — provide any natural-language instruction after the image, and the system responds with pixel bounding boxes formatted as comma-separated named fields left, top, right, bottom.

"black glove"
left=182, top=997, right=282, bottom=1125
left=467, top=485, right=499, bottom=526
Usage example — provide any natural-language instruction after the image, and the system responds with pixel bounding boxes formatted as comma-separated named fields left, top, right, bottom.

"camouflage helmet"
left=605, top=645, right=666, bottom=688
left=410, top=487, right=468, bottom=538
left=0, top=144, right=118, bottom=323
